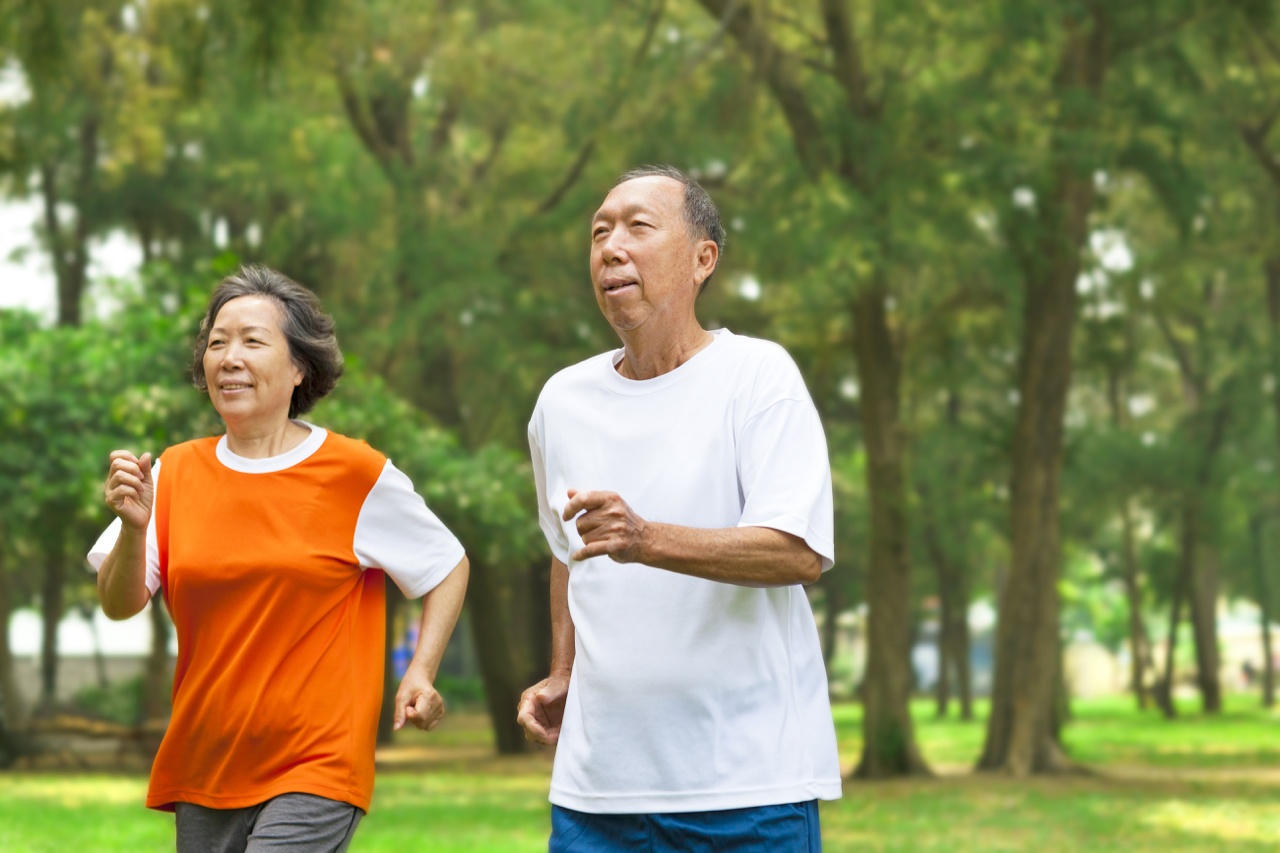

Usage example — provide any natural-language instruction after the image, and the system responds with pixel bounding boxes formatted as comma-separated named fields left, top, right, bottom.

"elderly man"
left=517, top=165, right=840, bottom=851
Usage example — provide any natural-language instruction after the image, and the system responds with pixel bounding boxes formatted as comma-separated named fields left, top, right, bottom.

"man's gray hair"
left=615, top=165, right=725, bottom=292
left=192, top=265, right=344, bottom=418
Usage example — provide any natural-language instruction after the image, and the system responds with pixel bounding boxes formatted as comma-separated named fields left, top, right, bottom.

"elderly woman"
left=89, top=265, right=469, bottom=853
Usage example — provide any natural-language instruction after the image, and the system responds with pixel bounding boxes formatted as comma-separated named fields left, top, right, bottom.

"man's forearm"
left=637, top=524, right=821, bottom=587
left=548, top=557, right=575, bottom=675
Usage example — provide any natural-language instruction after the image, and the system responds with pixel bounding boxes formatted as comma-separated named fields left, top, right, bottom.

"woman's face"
left=202, top=296, right=303, bottom=430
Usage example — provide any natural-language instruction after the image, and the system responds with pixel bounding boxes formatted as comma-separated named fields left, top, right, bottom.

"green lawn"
left=2, top=695, right=1277, bottom=852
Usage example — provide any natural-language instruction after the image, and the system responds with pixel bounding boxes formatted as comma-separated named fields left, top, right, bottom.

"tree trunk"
left=819, top=575, right=845, bottom=680
left=40, top=550, right=65, bottom=710
left=143, top=599, right=172, bottom=720
left=978, top=13, right=1109, bottom=775
left=1156, top=556, right=1190, bottom=720
left=1106, top=365, right=1154, bottom=710
left=923, top=498, right=963, bottom=719
left=1188, top=541, right=1222, bottom=713
left=956, top=603, right=974, bottom=721
left=0, top=542, right=20, bottom=726
left=919, top=413, right=973, bottom=722
left=466, top=559, right=528, bottom=754
left=1262, top=256, right=1280, bottom=707
left=1249, top=514, right=1276, bottom=708
left=850, top=286, right=929, bottom=779
left=1119, top=502, right=1152, bottom=709
left=40, top=111, right=100, bottom=330
left=978, top=213, right=1086, bottom=773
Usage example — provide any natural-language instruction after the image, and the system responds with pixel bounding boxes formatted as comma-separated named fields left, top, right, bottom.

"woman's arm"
left=98, top=451, right=154, bottom=620
left=393, top=556, right=470, bottom=731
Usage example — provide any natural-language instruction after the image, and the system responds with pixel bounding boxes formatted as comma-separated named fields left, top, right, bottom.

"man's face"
left=589, top=176, right=711, bottom=334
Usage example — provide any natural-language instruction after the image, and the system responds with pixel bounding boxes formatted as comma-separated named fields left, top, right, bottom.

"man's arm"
left=394, top=556, right=470, bottom=731
left=564, top=488, right=822, bottom=587
left=516, top=556, right=574, bottom=744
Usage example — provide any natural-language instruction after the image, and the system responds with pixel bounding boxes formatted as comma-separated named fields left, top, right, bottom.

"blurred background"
left=2, top=1, right=1280, bottom=850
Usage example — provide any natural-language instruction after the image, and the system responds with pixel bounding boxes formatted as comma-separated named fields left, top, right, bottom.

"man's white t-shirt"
left=529, top=328, right=841, bottom=814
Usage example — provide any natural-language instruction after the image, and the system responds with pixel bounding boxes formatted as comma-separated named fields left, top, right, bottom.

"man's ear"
left=692, top=239, right=719, bottom=289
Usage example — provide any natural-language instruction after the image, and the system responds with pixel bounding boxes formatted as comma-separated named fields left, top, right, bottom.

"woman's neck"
left=224, top=418, right=310, bottom=459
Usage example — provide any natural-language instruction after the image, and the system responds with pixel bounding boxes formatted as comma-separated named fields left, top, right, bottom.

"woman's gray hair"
left=614, top=164, right=725, bottom=292
left=192, top=265, right=344, bottom=417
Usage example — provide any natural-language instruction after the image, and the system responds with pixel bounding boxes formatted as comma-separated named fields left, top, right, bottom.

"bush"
left=72, top=676, right=146, bottom=726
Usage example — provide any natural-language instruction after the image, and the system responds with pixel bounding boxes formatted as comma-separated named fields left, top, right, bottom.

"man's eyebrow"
left=593, top=203, right=657, bottom=221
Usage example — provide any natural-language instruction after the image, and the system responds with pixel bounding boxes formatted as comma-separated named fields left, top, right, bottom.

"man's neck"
left=615, top=321, right=714, bottom=381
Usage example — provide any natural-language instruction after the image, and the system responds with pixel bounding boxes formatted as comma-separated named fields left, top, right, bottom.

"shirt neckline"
left=214, top=420, right=328, bottom=473
left=600, top=328, right=733, bottom=396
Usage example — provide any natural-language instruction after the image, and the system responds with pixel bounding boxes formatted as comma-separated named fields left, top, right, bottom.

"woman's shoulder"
left=314, top=428, right=388, bottom=473
left=157, top=435, right=220, bottom=463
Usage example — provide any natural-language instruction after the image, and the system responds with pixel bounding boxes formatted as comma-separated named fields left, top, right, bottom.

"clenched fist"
left=104, top=450, right=154, bottom=532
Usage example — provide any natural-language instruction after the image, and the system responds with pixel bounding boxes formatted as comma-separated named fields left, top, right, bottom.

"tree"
left=691, top=0, right=996, bottom=779
left=972, top=1, right=1207, bottom=774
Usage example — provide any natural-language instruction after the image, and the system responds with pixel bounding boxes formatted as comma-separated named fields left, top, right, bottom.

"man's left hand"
left=394, top=669, right=445, bottom=732
left=563, top=488, right=648, bottom=563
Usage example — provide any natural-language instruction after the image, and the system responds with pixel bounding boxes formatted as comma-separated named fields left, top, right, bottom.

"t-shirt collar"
left=215, top=420, right=328, bottom=473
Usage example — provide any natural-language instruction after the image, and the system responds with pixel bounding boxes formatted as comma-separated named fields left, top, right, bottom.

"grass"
left=1, top=695, right=1277, bottom=852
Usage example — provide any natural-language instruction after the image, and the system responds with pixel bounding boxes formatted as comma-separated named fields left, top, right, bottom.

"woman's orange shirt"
left=148, top=433, right=392, bottom=812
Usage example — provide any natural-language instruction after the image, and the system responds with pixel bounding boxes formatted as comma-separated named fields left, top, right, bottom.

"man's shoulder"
left=715, top=332, right=805, bottom=387
left=539, top=349, right=615, bottom=397
left=720, top=331, right=797, bottom=365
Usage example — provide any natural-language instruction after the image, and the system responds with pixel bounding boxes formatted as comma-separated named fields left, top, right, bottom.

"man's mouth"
left=602, top=279, right=637, bottom=293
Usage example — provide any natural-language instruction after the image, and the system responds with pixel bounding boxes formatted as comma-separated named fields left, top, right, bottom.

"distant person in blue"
left=517, top=165, right=841, bottom=852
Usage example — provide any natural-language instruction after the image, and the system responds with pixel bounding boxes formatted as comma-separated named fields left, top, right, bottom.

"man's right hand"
left=105, top=450, right=153, bottom=531
left=517, top=673, right=570, bottom=745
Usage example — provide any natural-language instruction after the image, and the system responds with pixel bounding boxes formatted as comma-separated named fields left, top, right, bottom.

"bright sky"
left=0, top=195, right=144, bottom=323
left=0, top=195, right=57, bottom=321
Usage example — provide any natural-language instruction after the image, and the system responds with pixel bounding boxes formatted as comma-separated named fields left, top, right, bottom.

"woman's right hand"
left=104, top=450, right=154, bottom=531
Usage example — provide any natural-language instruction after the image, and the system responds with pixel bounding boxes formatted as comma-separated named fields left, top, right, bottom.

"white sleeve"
left=85, top=459, right=163, bottom=596
left=353, top=460, right=467, bottom=599
left=737, top=392, right=836, bottom=573
left=529, top=423, right=570, bottom=564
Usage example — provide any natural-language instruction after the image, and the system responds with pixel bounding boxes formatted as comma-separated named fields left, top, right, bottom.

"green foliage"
left=71, top=675, right=145, bottom=727
left=6, top=0, right=1280, bottom=740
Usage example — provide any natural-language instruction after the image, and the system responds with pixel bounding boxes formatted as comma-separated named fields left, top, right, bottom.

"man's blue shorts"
left=549, top=800, right=821, bottom=852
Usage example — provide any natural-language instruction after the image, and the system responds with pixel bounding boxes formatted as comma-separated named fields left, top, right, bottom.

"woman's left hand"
left=394, top=670, right=445, bottom=732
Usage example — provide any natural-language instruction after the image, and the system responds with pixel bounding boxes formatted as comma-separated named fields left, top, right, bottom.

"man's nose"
left=600, top=227, right=626, bottom=263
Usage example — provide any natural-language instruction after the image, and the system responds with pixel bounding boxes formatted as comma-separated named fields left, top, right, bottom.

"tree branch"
left=536, top=139, right=596, bottom=214
left=630, top=0, right=666, bottom=68
left=1152, top=305, right=1201, bottom=402
left=820, top=0, right=874, bottom=117
left=696, top=0, right=830, bottom=179
left=428, top=96, right=460, bottom=156
left=333, top=62, right=396, bottom=179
